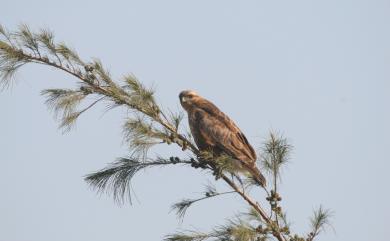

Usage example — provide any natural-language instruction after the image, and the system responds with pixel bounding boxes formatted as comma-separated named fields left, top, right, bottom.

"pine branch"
left=166, top=217, right=261, bottom=241
left=166, top=110, right=184, bottom=132
left=123, top=117, right=161, bottom=157
left=164, top=232, right=211, bottom=241
left=85, top=157, right=193, bottom=203
left=260, top=132, right=292, bottom=234
left=220, top=174, right=287, bottom=241
left=0, top=24, right=197, bottom=153
left=261, top=132, right=291, bottom=192
left=307, top=206, right=332, bottom=241
left=171, top=190, right=236, bottom=221
left=219, top=218, right=258, bottom=241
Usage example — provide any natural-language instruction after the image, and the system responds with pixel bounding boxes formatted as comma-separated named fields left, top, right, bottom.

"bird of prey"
left=179, top=90, right=266, bottom=187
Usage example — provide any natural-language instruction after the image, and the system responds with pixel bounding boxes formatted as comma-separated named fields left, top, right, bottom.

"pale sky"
left=1, top=1, right=389, bottom=241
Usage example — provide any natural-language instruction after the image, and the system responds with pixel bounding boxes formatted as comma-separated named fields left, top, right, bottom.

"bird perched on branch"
left=179, top=90, right=266, bottom=187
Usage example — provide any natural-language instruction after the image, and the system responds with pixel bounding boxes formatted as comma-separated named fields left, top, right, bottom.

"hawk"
left=179, top=90, right=266, bottom=186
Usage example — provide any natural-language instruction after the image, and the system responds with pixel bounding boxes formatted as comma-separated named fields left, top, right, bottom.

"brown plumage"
left=179, top=90, right=266, bottom=187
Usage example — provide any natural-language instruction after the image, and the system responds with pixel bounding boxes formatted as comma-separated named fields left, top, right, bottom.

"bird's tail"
left=248, top=165, right=267, bottom=187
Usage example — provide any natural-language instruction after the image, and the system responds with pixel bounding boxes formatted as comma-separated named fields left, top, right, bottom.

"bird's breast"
left=188, top=110, right=214, bottom=150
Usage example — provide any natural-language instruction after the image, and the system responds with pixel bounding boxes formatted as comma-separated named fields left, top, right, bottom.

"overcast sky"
left=1, top=1, right=389, bottom=241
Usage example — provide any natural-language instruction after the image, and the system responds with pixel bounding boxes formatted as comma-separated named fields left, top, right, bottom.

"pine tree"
left=0, top=24, right=331, bottom=241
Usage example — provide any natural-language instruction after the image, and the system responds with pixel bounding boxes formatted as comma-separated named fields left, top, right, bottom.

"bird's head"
left=179, top=90, right=200, bottom=110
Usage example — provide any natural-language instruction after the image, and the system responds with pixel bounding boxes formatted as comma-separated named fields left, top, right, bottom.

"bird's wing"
left=195, top=101, right=257, bottom=162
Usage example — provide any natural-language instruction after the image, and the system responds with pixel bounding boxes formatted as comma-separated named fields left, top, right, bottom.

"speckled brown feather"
left=183, top=94, right=266, bottom=186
